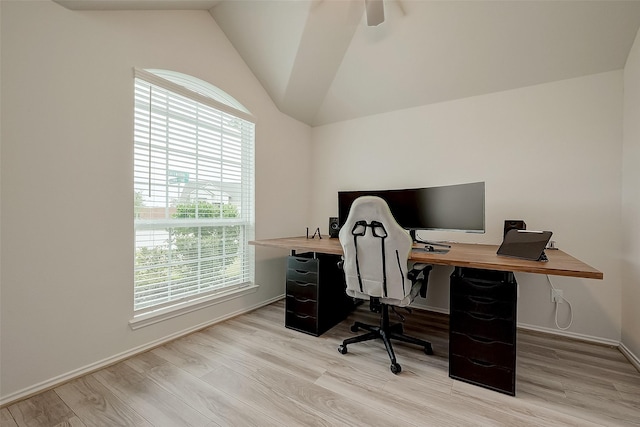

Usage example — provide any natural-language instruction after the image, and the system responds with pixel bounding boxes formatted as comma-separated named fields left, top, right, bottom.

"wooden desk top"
left=250, top=236, right=603, bottom=280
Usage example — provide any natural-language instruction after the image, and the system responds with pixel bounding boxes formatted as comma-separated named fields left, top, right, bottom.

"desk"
left=250, top=236, right=603, bottom=280
left=250, top=236, right=602, bottom=395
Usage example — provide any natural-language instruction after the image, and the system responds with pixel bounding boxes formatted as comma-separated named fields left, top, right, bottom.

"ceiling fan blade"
left=365, top=0, right=384, bottom=26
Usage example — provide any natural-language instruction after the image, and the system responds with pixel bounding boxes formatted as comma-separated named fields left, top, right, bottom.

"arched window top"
left=134, top=68, right=252, bottom=120
left=146, top=69, right=249, bottom=114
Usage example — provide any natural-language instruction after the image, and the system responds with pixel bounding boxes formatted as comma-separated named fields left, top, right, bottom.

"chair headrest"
left=339, top=196, right=401, bottom=236
left=338, top=196, right=414, bottom=302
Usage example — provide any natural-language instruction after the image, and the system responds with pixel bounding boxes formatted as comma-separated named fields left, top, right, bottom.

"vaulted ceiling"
left=55, top=0, right=640, bottom=127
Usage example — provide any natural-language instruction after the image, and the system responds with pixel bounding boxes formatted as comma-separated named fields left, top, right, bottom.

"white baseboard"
left=0, top=295, right=284, bottom=408
left=516, top=322, right=621, bottom=347
left=619, top=342, right=640, bottom=372
left=410, top=301, right=449, bottom=314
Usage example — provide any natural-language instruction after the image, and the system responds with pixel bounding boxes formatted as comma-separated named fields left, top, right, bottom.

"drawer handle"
left=467, top=335, right=497, bottom=344
left=293, top=313, right=312, bottom=319
left=293, top=296, right=314, bottom=303
left=286, top=310, right=312, bottom=319
left=468, top=312, right=496, bottom=321
left=468, top=282, right=501, bottom=290
left=294, top=281, right=313, bottom=286
left=468, top=296, right=494, bottom=304
left=469, top=358, right=496, bottom=368
left=295, top=269, right=313, bottom=275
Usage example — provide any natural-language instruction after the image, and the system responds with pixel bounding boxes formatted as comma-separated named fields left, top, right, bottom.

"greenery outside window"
left=133, top=68, right=255, bottom=316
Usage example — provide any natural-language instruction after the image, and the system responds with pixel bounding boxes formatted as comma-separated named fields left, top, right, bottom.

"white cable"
left=546, top=275, right=573, bottom=330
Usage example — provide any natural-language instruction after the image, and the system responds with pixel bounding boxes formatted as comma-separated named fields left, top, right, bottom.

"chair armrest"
left=407, top=263, right=432, bottom=281
left=408, top=263, right=433, bottom=298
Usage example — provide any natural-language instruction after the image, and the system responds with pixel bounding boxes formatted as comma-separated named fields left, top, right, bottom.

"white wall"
left=0, top=1, right=310, bottom=403
left=622, top=27, right=640, bottom=361
left=311, top=71, right=623, bottom=342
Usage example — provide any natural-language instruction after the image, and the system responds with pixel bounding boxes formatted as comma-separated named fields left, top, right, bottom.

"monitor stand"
left=410, top=230, right=451, bottom=254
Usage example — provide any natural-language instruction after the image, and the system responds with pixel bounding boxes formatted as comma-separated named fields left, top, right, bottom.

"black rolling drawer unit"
left=285, top=253, right=352, bottom=336
left=449, top=267, right=518, bottom=396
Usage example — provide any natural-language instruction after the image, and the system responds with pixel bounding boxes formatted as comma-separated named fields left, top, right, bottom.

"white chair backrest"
left=339, top=196, right=413, bottom=301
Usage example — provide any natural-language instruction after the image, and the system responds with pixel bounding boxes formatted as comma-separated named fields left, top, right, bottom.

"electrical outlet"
left=551, top=289, right=564, bottom=303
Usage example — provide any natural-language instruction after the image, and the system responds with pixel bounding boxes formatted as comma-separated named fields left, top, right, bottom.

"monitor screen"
left=338, top=182, right=485, bottom=233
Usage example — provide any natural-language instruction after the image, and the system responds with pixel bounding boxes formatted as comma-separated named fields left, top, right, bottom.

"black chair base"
left=338, top=304, right=433, bottom=374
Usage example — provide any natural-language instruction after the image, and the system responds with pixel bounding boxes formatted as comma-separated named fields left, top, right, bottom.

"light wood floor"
left=2, top=300, right=640, bottom=426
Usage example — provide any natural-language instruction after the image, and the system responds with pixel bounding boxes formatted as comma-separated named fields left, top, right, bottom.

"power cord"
left=546, top=275, right=573, bottom=330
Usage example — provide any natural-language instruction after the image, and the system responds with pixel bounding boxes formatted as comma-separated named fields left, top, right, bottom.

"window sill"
left=129, top=284, right=259, bottom=330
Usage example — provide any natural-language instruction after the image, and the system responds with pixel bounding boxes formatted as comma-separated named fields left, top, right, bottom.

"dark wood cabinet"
left=449, top=267, right=517, bottom=395
left=285, top=253, right=353, bottom=336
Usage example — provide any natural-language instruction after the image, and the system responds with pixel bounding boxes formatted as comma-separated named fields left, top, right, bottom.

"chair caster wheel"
left=424, top=345, right=433, bottom=355
left=390, top=363, right=402, bottom=374
left=350, top=324, right=359, bottom=332
left=338, top=345, right=348, bottom=354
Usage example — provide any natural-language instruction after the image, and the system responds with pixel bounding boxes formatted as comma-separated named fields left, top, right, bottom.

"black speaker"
left=504, top=220, right=526, bottom=237
left=329, top=217, right=340, bottom=238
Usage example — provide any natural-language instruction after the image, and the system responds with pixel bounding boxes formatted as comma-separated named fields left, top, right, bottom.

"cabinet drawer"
left=287, top=256, right=319, bottom=273
left=283, top=253, right=354, bottom=337
left=451, top=293, right=515, bottom=320
left=286, top=294, right=317, bottom=318
left=450, top=332, right=515, bottom=368
left=287, top=269, right=318, bottom=285
left=453, top=267, right=513, bottom=283
left=286, top=280, right=318, bottom=300
left=449, top=354, right=515, bottom=396
left=450, top=311, right=515, bottom=344
left=451, top=276, right=516, bottom=302
left=285, top=311, right=318, bottom=335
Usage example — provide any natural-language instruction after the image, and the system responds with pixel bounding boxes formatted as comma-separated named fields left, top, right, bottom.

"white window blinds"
left=133, top=69, right=255, bottom=313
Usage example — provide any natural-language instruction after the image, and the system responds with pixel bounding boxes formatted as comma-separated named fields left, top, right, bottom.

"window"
left=133, top=69, right=255, bottom=316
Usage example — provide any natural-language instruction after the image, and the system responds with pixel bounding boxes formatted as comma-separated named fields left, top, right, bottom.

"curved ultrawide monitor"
left=338, top=182, right=485, bottom=233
